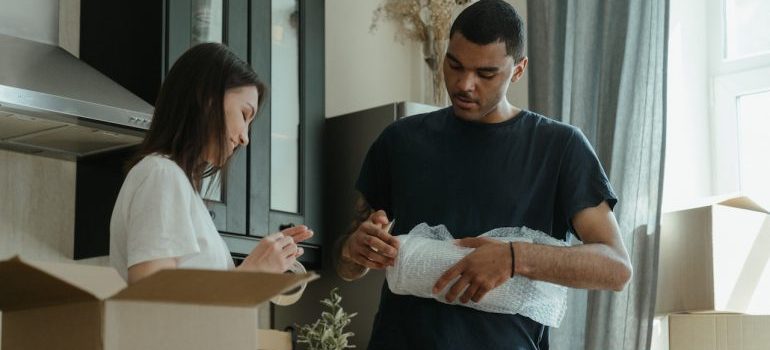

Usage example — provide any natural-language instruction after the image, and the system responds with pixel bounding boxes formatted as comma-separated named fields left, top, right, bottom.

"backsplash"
left=0, top=149, right=111, bottom=264
left=0, top=149, right=109, bottom=343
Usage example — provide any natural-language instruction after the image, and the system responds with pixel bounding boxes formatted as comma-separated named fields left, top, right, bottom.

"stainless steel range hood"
left=0, top=33, right=153, bottom=160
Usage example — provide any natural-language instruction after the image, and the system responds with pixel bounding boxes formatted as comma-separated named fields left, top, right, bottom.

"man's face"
left=443, top=33, right=526, bottom=122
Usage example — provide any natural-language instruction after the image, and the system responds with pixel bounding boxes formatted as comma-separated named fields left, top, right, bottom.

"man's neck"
left=479, top=101, right=521, bottom=124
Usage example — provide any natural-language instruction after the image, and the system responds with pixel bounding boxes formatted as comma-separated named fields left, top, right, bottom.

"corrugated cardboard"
left=256, top=330, right=292, bottom=350
left=0, top=256, right=317, bottom=350
left=656, top=196, right=770, bottom=314
left=653, top=314, right=770, bottom=350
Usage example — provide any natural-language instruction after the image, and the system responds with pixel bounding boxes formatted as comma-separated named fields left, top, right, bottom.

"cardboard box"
left=0, top=256, right=317, bottom=350
left=653, top=314, right=770, bottom=350
left=650, top=315, right=670, bottom=350
left=656, top=196, right=770, bottom=314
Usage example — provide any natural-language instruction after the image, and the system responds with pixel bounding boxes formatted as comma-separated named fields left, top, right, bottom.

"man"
left=335, top=1, right=632, bottom=349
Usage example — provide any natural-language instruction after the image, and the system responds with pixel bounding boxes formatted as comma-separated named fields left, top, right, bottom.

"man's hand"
left=341, top=210, right=399, bottom=269
left=433, top=237, right=513, bottom=304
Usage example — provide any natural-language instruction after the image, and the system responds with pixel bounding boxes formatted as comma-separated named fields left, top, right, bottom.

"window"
left=711, top=0, right=770, bottom=208
left=737, top=90, right=770, bottom=205
left=664, top=0, right=770, bottom=210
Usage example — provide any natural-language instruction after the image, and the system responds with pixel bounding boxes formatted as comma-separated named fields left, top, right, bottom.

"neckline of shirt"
left=447, top=107, right=529, bottom=130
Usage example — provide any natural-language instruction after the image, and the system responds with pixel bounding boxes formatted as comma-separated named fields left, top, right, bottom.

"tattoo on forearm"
left=350, top=193, right=373, bottom=234
left=335, top=192, right=373, bottom=280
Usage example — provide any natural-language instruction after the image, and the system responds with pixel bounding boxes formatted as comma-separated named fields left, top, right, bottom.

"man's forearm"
left=335, top=193, right=377, bottom=281
left=335, top=234, right=369, bottom=281
left=514, top=242, right=632, bottom=291
left=337, top=256, right=369, bottom=281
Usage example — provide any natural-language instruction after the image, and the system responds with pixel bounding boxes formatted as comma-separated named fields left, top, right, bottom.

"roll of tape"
left=270, top=261, right=308, bottom=306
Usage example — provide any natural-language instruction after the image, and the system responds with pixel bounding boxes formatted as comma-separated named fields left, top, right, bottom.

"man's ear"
left=511, top=56, right=529, bottom=83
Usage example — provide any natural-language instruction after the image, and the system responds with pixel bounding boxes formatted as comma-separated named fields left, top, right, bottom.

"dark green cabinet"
left=78, top=0, right=323, bottom=268
left=225, top=0, right=324, bottom=268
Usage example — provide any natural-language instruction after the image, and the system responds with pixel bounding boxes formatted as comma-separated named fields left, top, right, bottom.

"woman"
left=109, top=42, right=312, bottom=283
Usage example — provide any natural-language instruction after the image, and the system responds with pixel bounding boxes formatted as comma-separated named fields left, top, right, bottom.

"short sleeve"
left=355, top=129, right=393, bottom=216
left=557, top=128, right=618, bottom=240
left=124, top=162, right=200, bottom=268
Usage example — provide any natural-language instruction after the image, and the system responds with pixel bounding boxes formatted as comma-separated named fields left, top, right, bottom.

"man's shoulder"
left=521, top=111, right=580, bottom=140
left=523, top=111, right=578, bottom=132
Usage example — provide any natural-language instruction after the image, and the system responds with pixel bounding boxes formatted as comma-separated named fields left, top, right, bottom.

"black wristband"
left=509, top=242, right=516, bottom=278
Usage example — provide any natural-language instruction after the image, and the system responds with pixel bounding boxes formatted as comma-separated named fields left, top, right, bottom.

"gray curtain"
left=526, top=1, right=667, bottom=349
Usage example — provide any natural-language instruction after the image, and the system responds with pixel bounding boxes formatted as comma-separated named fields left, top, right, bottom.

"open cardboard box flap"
left=112, top=268, right=318, bottom=306
left=1, top=256, right=316, bottom=350
left=671, top=194, right=769, bottom=214
left=0, top=255, right=319, bottom=309
left=0, top=256, right=120, bottom=311
left=717, top=196, right=769, bottom=214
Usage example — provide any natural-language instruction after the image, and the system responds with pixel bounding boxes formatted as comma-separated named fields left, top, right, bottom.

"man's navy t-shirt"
left=356, top=107, right=617, bottom=350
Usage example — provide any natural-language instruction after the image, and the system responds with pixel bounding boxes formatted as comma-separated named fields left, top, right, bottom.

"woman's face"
left=207, top=85, right=259, bottom=165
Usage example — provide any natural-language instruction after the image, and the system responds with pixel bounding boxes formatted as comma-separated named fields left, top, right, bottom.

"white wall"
left=0, top=0, right=59, bottom=45
left=661, top=0, right=714, bottom=211
left=325, top=0, right=423, bottom=117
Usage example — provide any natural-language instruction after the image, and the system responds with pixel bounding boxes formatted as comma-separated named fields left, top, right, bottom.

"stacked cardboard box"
left=0, top=256, right=317, bottom=350
left=652, top=196, right=770, bottom=350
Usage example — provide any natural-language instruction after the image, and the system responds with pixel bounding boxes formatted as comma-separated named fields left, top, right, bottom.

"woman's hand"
left=237, top=225, right=314, bottom=273
left=281, top=225, right=314, bottom=246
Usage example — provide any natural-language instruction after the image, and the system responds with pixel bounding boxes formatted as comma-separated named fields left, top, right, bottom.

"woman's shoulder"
left=126, top=154, right=189, bottom=186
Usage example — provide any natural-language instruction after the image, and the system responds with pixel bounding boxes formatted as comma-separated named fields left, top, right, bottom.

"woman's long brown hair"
left=129, top=42, right=267, bottom=190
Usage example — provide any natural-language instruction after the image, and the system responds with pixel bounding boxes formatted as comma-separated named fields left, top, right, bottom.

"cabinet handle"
left=208, top=210, right=216, bottom=219
left=279, top=223, right=295, bottom=231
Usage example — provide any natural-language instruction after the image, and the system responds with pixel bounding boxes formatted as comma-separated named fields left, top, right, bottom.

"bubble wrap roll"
left=385, top=223, right=569, bottom=327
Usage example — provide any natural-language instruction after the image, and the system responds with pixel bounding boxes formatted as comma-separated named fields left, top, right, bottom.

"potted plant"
left=297, top=288, right=358, bottom=350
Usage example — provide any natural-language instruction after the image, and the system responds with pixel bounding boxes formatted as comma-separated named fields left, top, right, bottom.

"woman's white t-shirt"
left=109, top=154, right=235, bottom=281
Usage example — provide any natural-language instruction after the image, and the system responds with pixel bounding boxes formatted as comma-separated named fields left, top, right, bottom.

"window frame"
left=707, top=0, right=770, bottom=198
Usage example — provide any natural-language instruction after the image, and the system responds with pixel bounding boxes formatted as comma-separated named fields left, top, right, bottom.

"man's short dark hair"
left=450, top=0, right=526, bottom=62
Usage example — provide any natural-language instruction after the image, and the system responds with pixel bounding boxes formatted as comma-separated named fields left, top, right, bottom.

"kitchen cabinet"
left=232, top=0, right=324, bottom=268
left=80, top=0, right=248, bottom=236
left=76, top=0, right=323, bottom=268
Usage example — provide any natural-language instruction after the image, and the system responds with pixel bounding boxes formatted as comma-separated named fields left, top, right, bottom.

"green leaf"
left=296, top=288, right=358, bottom=350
